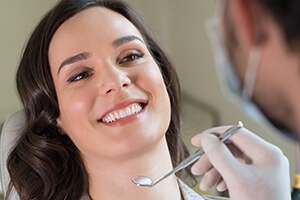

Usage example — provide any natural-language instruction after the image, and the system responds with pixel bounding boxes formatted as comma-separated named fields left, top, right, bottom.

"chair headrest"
left=1, top=110, right=25, bottom=199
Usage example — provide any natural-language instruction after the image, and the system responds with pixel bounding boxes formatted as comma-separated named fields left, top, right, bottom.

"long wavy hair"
left=7, top=0, right=192, bottom=199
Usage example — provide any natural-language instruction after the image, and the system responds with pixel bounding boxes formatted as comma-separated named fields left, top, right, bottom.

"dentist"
left=191, top=0, right=299, bottom=199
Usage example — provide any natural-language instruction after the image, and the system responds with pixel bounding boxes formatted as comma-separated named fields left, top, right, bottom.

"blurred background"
left=0, top=0, right=296, bottom=197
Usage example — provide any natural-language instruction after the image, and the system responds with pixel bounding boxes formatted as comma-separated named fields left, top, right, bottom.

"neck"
left=84, top=136, right=182, bottom=200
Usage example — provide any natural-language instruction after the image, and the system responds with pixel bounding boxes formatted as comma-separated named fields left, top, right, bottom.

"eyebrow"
left=57, top=52, right=91, bottom=75
left=57, top=36, right=143, bottom=75
left=112, top=35, right=143, bottom=47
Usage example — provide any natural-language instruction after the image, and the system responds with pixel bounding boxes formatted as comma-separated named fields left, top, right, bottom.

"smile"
left=100, top=103, right=144, bottom=123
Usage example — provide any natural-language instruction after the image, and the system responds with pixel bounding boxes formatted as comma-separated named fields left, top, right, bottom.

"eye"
left=67, top=70, right=93, bottom=83
left=119, top=52, right=144, bottom=64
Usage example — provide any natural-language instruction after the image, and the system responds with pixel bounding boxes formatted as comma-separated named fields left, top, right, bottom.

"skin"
left=49, top=7, right=181, bottom=200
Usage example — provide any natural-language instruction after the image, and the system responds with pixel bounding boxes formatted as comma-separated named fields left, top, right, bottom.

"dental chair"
left=1, top=110, right=25, bottom=199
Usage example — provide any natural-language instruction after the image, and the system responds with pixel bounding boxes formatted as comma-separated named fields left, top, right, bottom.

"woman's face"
left=49, top=7, right=171, bottom=161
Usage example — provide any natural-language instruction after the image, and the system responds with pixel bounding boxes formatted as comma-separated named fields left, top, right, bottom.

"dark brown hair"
left=254, top=0, right=300, bottom=49
left=8, top=0, right=192, bottom=199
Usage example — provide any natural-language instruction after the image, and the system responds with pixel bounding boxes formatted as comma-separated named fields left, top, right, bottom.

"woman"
left=6, top=0, right=227, bottom=199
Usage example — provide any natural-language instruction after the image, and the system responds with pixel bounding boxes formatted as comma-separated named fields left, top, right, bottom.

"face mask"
left=205, top=17, right=296, bottom=141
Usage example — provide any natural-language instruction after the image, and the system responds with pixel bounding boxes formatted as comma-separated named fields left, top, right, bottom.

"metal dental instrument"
left=132, top=121, right=243, bottom=187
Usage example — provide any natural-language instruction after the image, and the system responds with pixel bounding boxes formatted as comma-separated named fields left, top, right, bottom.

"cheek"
left=138, top=62, right=171, bottom=123
left=56, top=87, right=95, bottom=132
left=136, top=61, right=168, bottom=96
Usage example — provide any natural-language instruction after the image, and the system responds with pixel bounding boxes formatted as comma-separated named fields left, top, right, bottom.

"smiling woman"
left=5, top=0, right=226, bottom=200
left=6, top=0, right=192, bottom=199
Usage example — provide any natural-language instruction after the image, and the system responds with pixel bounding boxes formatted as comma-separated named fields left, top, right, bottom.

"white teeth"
left=120, top=110, right=126, bottom=118
left=126, top=107, right=131, bottom=116
left=115, top=112, right=120, bottom=120
left=131, top=105, right=136, bottom=113
left=101, top=103, right=143, bottom=123
left=109, top=113, right=115, bottom=122
left=136, top=104, right=142, bottom=112
left=107, top=115, right=112, bottom=122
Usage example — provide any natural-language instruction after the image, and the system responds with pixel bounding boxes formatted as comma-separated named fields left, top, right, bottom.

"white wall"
left=0, top=1, right=58, bottom=122
left=0, top=0, right=296, bottom=189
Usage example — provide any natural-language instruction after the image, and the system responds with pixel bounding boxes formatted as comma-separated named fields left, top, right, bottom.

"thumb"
left=201, top=133, right=242, bottom=180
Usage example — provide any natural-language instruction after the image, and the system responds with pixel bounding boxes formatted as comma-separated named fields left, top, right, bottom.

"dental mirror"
left=132, top=121, right=243, bottom=187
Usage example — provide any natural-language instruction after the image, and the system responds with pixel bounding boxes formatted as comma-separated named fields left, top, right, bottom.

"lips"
left=98, top=100, right=146, bottom=124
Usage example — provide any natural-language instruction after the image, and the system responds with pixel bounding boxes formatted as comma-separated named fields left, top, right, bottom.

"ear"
left=56, top=116, right=62, bottom=128
left=227, top=0, right=266, bottom=46
left=56, top=117, right=65, bottom=135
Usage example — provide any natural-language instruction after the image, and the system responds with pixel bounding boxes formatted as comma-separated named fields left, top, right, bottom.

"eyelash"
left=66, top=52, right=144, bottom=83
left=67, top=70, right=93, bottom=83
left=119, top=52, right=144, bottom=64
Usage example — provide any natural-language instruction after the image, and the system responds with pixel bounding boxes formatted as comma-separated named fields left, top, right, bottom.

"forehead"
left=53, top=6, right=142, bottom=40
left=49, top=7, right=143, bottom=66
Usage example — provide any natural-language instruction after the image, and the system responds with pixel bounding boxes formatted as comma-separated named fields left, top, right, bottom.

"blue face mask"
left=205, top=17, right=296, bottom=141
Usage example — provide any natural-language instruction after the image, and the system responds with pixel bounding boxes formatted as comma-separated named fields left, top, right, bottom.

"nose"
left=98, top=64, right=131, bottom=95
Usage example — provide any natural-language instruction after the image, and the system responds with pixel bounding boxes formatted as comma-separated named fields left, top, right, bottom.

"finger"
left=191, top=136, right=249, bottom=177
left=216, top=179, right=227, bottom=192
left=191, top=130, right=220, bottom=176
left=196, top=125, right=284, bottom=164
left=191, top=125, right=230, bottom=146
left=191, top=154, right=213, bottom=175
left=226, top=127, right=285, bottom=163
left=226, top=142, right=251, bottom=164
left=199, top=167, right=221, bottom=191
left=193, top=130, right=248, bottom=162
left=191, top=127, right=247, bottom=176
left=200, top=133, right=242, bottom=180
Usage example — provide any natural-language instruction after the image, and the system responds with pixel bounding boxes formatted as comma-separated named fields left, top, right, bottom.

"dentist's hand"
left=191, top=126, right=291, bottom=200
